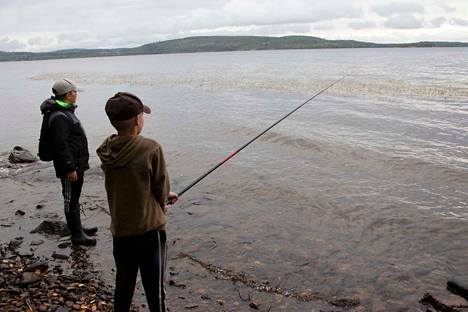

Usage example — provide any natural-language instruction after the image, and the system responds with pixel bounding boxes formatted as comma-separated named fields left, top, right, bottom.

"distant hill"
left=1, top=35, right=468, bottom=62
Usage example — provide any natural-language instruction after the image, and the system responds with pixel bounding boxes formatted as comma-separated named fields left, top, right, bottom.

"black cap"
left=105, top=92, right=151, bottom=122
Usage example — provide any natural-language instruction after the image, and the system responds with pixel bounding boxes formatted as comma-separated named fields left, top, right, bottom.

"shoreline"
left=0, top=155, right=364, bottom=311
left=2, top=35, right=468, bottom=63
left=1, top=152, right=467, bottom=311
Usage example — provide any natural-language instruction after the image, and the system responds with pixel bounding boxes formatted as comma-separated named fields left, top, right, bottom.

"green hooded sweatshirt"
left=96, top=134, right=169, bottom=237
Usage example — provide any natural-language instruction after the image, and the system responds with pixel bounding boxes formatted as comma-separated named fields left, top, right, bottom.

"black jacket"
left=40, top=98, right=89, bottom=178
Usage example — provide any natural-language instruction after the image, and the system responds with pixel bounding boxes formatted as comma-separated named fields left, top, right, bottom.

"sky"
left=1, top=0, right=468, bottom=52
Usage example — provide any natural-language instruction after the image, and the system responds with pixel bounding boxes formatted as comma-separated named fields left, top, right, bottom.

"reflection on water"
left=1, top=48, right=468, bottom=309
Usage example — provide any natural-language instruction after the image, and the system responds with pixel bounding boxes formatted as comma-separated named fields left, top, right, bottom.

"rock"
left=8, top=146, right=37, bottom=164
left=52, top=252, right=69, bottom=260
left=0, top=242, right=114, bottom=312
left=24, top=261, right=48, bottom=273
left=18, top=250, right=34, bottom=257
left=36, top=204, right=44, bottom=209
left=8, top=239, right=22, bottom=249
left=249, top=302, right=259, bottom=309
left=58, top=242, right=71, bottom=249
left=14, top=210, right=25, bottom=216
left=201, top=294, right=211, bottom=300
left=168, top=279, right=186, bottom=288
left=44, top=212, right=59, bottom=219
left=30, top=220, right=70, bottom=237
left=329, top=297, right=361, bottom=307
left=81, top=274, right=94, bottom=282
left=238, top=289, right=250, bottom=301
left=4, top=287, right=21, bottom=295
left=30, top=240, right=44, bottom=246
left=17, top=272, right=41, bottom=285
left=184, top=304, right=199, bottom=309
left=53, top=265, right=63, bottom=274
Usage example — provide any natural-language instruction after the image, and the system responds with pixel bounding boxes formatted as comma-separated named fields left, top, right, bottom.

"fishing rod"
left=168, top=76, right=345, bottom=205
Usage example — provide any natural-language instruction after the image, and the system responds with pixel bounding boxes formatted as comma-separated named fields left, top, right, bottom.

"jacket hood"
left=40, top=97, right=77, bottom=114
left=96, top=135, right=145, bottom=168
left=40, top=98, right=57, bottom=114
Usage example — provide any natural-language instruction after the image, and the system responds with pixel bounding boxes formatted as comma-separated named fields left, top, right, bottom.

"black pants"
left=113, top=230, right=167, bottom=312
left=60, top=172, right=84, bottom=214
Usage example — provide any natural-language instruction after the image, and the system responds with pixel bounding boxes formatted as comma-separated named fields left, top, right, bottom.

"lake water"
left=1, top=48, right=468, bottom=310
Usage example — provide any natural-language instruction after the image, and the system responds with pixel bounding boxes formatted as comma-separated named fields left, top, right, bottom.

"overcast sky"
left=1, top=0, right=468, bottom=52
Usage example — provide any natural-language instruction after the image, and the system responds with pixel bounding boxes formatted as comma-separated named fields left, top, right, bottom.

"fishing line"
left=169, top=76, right=346, bottom=204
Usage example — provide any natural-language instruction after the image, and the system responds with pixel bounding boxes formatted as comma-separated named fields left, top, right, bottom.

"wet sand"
left=2, top=154, right=468, bottom=311
left=0, top=159, right=368, bottom=311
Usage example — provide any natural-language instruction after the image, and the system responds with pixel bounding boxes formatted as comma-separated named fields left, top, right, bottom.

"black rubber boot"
left=83, top=226, right=98, bottom=236
left=65, top=210, right=96, bottom=247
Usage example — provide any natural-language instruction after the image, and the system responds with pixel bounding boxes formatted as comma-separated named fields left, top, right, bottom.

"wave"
left=234, top=127, right=468, bottom=186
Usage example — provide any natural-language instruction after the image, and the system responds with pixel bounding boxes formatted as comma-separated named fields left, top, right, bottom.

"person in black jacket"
left=40, top=79, right=97, bottom=246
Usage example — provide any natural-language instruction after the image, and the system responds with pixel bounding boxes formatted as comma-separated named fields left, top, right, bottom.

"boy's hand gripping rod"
left=168, top=76, right=345, bottom=205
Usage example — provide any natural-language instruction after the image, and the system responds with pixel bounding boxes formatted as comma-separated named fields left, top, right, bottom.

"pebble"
left=185, top=304, right=199, bottom=309
left=1, top=234, right=113, bottom=311
left=30, top=220, right=70, bottom=236
left=58, top=242, right=71, bottom=249
left=8, top=240, right=22, bottom=249
left=30, top=239, right=45, bottom=246
left=52, top=252, right=69, bottom=260
left=17, top=272, right=41, bottom=285
left=18, top=251, right=34, bottom=257
left=24, top=260, right=48, bottom=273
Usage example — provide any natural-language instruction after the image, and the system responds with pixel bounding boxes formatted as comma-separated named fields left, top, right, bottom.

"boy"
left=96, top=92, right=177, bottom=311
left=40, top=78, right=97, bottom=246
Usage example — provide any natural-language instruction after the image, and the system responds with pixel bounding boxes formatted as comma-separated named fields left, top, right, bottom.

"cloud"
left=348, top=21, right=376, bottom=30
left=28, top=36, right=54, bottom=47
left=439, top=3, right=456, bottom=12
left=372, top=2, right=425, bottom=17
left=0, top=37, right=26, bottom=51
left=162, top=1, right=363, bottom=33
left=312, top=22, right=336, bottom=31
left=430, top=17, right=447, bottom=28
left=0, top=0, right=468, bottom=51
left=450, top=18, right=468, bottom=26
left=384, top=14, right=424, bottom=29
